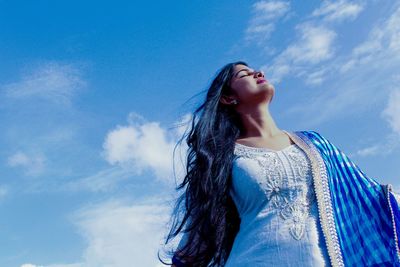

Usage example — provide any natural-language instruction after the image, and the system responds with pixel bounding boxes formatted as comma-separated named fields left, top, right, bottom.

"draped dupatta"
left=287, top=130, right=400, bottom=267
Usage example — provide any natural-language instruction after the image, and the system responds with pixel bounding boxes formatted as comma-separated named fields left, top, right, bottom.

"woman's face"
left=227, top=64, right=275, bottom=105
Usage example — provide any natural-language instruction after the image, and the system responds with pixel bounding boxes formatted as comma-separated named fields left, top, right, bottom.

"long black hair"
left=158, top=61, right=248, bottom=266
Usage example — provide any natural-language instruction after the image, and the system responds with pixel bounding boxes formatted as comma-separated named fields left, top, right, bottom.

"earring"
left=232, top=99, right=238, bottom=105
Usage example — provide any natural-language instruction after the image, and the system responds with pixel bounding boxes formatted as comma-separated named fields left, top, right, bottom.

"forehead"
left=233, top=64, right=254, bottom=75
left=234, top=64, right=252, bottom=71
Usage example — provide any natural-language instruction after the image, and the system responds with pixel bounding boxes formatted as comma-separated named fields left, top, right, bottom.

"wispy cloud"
left=0, top=185, right=8, bottom=200
left=73, top=197, right=171, bottom=267
left=65, top=166, right=136, bottom=193
left=21, top=196, right=174, bottom=267
left=394, top=185, right=400, bottom=195
left=311, top=0, right=364, bottom=22
left=286, top=23, right=336, bottom=64
left=304, top=68, right=328, bottom=86
left=352, top=132, right=399, bottom=157
left=21, top=264, right=82, bottom=267
left=254, top=1, right=400, bottom=159
left=261, top=0, right=365, bottom=84
left=0, top=60, right=89, bottom=190
left=354, top=145, right=381, bottom=157
left=264, top=22, right=336, bottom=83
left=244, top=0, right=291, bottom=46
left=277, top=3, right=400, bottom=129
left=340, top=3, right=400, bottom=73
left=381, top=88, right=400, bottom=136
left=7, top=151, right=46, bottom=176
left=2, top=61, right=86, bottom=106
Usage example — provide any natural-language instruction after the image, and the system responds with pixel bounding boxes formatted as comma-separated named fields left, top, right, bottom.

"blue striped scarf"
left=293, top=130, right=400, bottom=267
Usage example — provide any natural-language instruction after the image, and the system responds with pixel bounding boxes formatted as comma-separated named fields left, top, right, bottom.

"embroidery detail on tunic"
left=234, top=143, right=317, bottom=241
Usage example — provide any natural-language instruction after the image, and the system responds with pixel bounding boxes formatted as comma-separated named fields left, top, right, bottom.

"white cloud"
left=102, top=121, right=174, bottom=180
left=21, top=264, right=82, bottom=267
left=102, top=112, right=189, bottom=183
left=283, top=59, right=397, bottom=127
left=245, top=1, right=291, bottom=45
left=245, top=24, right=275, bottom=44
left=66, top=167, right=136, bottom=193
left=394, top=185, right=400, bottom=195
left=305, top=68, right=328, bottom=86
left=253, top=0, right=291, bottom=20
left=63, top=112, right=191, bottom=193
left=382, top=88, right=400, bottom=136
left=2, top=61, right=86, bottom=105
left=21, top=195, right=179, bottom=267
left=275, top=3, right=400, bottom=131
left=21, top=196, right=176, bottom=267
left=286, top=23, right=336, bottom=64
left=387, top=6, right=400, bottom=51
left=264, top=23, right=336, bottom=83
left=352, top=131, right=399, bottom=158
left=70, top=197, right=173, bottom=267
left=258, top=1, right=365, bottom=84
left=352, top=27, right=383, bottom=57
left=7, top=151, right=46, bottom=176
left=312, top=0, right=364, bottom=22
left=355, top=145, right=381, bottom=157
left=0, top=185, right=8, bottom=199
left=341, top=4, right=400, bottom=72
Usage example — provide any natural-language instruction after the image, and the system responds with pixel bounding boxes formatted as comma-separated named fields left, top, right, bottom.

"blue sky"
left=0, top=0, right=399, bottom=266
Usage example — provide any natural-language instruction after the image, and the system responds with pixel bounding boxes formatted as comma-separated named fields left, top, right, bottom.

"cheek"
left=234, top=82, right=259, bottom=97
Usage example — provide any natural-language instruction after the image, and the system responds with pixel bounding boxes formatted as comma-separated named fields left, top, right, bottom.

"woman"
left=159, top=61, right=400, bottom=266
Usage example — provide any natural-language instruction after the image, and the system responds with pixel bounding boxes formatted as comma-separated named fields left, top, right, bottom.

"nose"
left=254, top=70, right=264, bottom=78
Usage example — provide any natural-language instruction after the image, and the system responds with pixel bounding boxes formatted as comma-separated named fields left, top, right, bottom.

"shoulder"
left=293, top=130, right=336, bottom=154
left=293, top=129, right=328, bottom=142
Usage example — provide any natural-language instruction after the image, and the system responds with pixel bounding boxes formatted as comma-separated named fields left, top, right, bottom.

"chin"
left=266, top=82, right=274, bottom=89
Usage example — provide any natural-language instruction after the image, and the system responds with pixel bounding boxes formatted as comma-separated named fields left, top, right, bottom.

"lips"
left=257, top=79, right=267, bottom=84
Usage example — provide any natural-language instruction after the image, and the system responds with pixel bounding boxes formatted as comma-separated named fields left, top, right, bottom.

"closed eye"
left=239, top=72, right=253, bottom=78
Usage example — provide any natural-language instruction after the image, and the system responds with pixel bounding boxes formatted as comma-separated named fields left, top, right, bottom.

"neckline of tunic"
left=234, top=142, right=297, bottom=153
left=234, top=130, right=297, bottom=153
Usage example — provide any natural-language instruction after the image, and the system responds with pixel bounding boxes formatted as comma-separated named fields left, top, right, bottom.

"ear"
left=220, top=94, right=236, bottom=105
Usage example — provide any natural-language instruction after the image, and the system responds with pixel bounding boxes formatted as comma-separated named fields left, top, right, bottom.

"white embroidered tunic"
left=224, top=142, right=331, bottom=267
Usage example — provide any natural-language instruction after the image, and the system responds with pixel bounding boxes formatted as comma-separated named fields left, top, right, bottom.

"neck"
left=237, top=104, right=281, bottom=139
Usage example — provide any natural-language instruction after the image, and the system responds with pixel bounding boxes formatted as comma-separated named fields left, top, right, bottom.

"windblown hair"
left=158, top=61, right=248, bottom=266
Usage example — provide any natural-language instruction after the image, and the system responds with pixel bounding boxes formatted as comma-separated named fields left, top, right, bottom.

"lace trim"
left=386, top=184, right=400, bottom=261
left=234, top=142, right=297, bottom=157
left=289, top=131, right=344, bottom=267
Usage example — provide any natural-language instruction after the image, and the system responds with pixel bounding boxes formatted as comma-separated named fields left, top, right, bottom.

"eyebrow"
left=234, top=68, right=254, bottom=77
